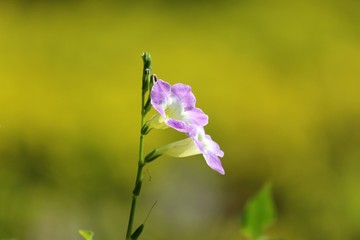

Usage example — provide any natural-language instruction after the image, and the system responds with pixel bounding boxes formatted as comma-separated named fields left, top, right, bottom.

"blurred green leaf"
left=79, top=230, right=94, bottom=240
left=240, top=183, right=276, bottom=240
left=130, top=224, right=144, bottom=240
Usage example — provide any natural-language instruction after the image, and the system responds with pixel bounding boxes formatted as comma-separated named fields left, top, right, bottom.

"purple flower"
left=146, top=127, right=225, bottom=175
left=144, top=79, right=224, bottom=174
left=148, top=80, right=208, bottom=133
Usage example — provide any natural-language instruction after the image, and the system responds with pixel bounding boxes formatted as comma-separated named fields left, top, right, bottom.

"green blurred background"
left=0, top=0, right=359, bottom=239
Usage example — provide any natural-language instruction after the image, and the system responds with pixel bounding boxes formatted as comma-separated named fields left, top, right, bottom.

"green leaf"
left=130, top=224, right=144, bottom=240
left=240, top=182, right=276, bottom=240
left=79, top=230, right=94, bottom=240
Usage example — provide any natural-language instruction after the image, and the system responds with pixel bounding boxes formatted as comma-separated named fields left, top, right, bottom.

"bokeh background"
left=0, top=0, right=359, bottom=239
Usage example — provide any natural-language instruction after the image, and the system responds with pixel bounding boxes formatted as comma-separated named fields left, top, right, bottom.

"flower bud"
left=143, top=96, right=152, bottom=116
left=141, top=52, right=152, bottom=92
left=145, top=138, right=201, bottom=164
left=150, top=74, right=158, bottom=87
left=142, top=69, right=151, bottom=92
left=156, top=137, right=201, bottom=158
left=141, top=52, right=151, bottom=69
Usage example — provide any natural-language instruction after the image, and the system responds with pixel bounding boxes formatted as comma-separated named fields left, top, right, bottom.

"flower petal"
left=151, top=80, right=171, bottom=116
left=184, top=108, right=209, bottom=128
left=203, top=152, right=225, bottom=175
left=171, top=83, right=196, bottom=109
left=192, top=127, right=225, bottom=175
left=167, top=119, right=191, bottom=133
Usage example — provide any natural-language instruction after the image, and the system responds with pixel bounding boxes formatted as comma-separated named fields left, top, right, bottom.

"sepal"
left=141, top=121, right=152, bottom=135
left=144, top=149, right=161, bottom=163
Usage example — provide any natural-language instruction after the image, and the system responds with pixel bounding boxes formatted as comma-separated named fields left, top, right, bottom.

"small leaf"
left=132, top=180, right=143, bottom=196
left=130, top=224, right=144, bottom=240
left=79, top=230, right=94, bottom=240
left=240, top=183, right=276, bottom=240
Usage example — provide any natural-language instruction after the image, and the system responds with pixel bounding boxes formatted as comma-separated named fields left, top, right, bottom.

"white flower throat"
left=165, top=98, right=184, bottom=120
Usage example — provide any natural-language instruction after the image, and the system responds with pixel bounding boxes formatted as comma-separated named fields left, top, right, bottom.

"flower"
left=148, top=79, right=208, bottom=134
left=145, top=127, right=225, bottom=175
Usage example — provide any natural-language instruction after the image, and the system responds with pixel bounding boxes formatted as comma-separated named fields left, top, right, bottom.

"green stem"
left=126, top=91, right=146, bottom=240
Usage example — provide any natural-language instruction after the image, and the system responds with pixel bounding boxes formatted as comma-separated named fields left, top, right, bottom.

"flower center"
left=165, top=98, right=184, bottom=120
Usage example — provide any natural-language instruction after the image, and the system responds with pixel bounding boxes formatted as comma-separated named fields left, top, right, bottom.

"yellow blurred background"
left=0, top=0, right=359, bottom=239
